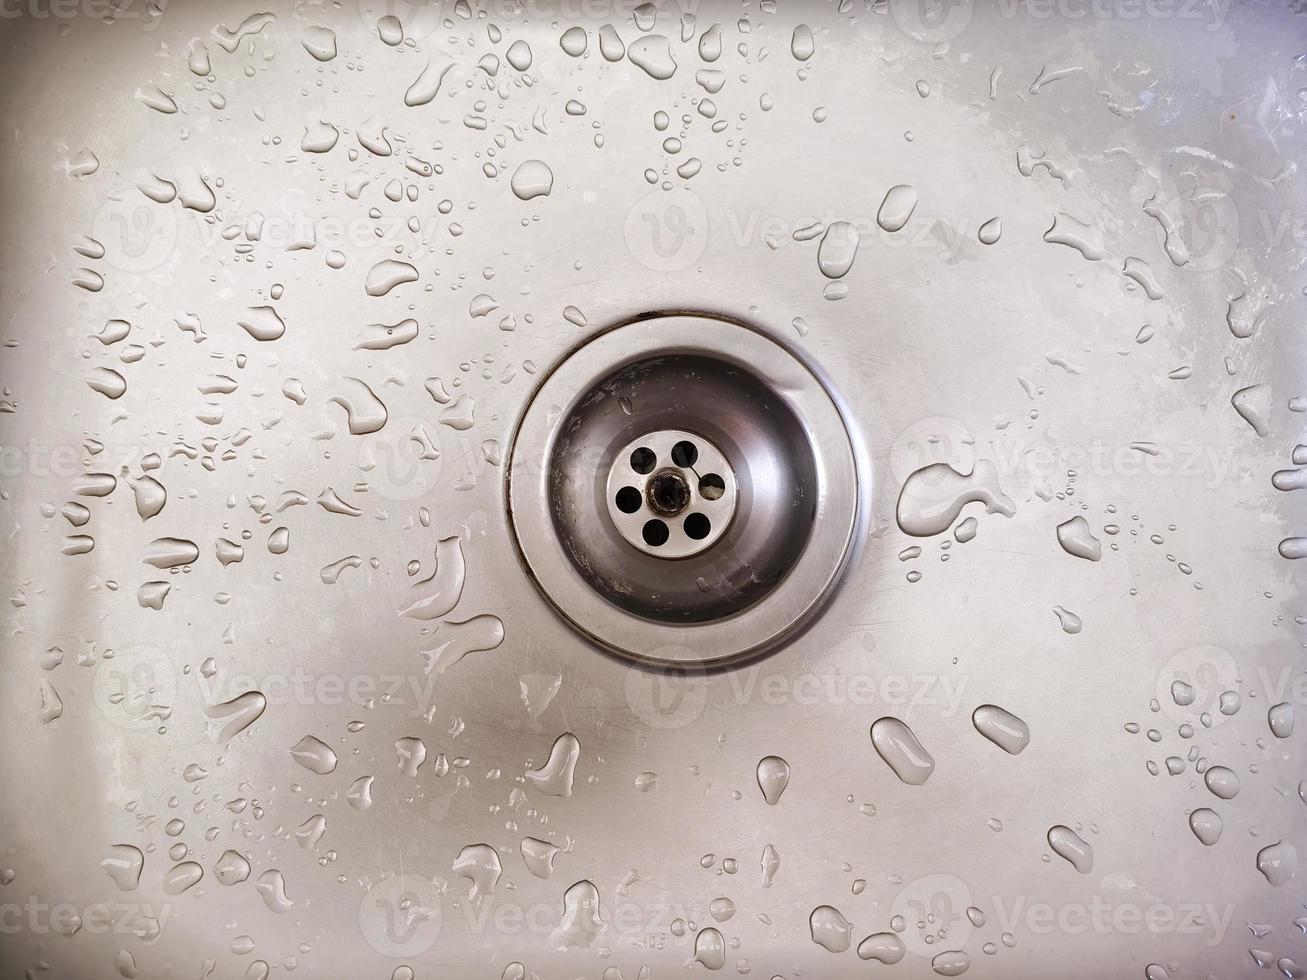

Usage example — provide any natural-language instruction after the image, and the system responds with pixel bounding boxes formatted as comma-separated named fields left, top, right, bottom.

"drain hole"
left=699, top=473, right=726, bottom=500
left=648, top=471, right=691, bottom=515
left=684, top=512, right=712, bottom=540
left=614, top=486, right=643, bottom=514
left=630, top=447, right=656, bottom=474
left=642, top=519, right=670, bottom=547
left=670, top=440, right=698, bottom=467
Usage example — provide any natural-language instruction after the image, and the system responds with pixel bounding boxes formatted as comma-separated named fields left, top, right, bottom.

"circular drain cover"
left=507, top=313, right=863, bottom=668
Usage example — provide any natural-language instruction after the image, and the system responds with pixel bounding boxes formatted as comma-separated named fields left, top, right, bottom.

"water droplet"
left=526, top=732, right=580, bottom=797
left=1044, top=212, right=1105, bottom=261
left=254, top=868, right=293, bottom=912
left=1056, top=516, right=1101, bottom=561
left=978, top=216, right=1002, bottom=244
left=1204, top=765, right=1240, bottom=799
left=560, top=27, right=587, bottom=56
left=550, top=880, right=604, bottom=949
left=877, top=184, right=919, bottom=233
left=205, top=690, right=266, bottom=745
left=102, top=845, right=144, bottom=891
left=163, top=861, right=203, bottom=895
left=627, top=35, right=676, bottom=79
left=454, top=843, right=502, bottom=902
left=405, top=53, right=456, bottom=107
left=1053, top=606, right=1082, bottom=634
left=1189, top=808, right=1222, bottom=846
left=817, top=221, right=859, bottom=279
left=756, top=755, right=790, bottom=805
left=810, top=905, right=852, bottom=952
left=521, top=837, right=560, bottom=879
left=972, top=704, right=1030, bottom=754
left=1257, top=840, right=1297, bottom=886
left=791, top=24, right=814, bottom=60
left=302, top=26, right=337, bottom=62
left=897, top=461, right=1015, bottom=537
left=858, top=932, right=906, bottom=963
left=214, top=849, right=251, bottom=886
left=511, top=160, right=554, bottom=201
left=364, top=259, right=419, bottom=297
left=1047, top=825, right=1093, bottom=873
left=290, top=735, right=338, bottom=775
left=870, top=717, right=935, bottom=785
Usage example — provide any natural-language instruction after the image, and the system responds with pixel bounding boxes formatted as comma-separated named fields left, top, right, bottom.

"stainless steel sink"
left=2, top=0, right=1305, bottom=977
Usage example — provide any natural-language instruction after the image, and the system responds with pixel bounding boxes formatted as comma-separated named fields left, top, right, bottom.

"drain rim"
left=506, top=312, right=863, bottom=669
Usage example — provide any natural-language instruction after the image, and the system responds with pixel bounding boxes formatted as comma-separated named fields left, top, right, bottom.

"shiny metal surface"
left=1, top=1, right=1306, bottom=978
left=604, top=427, right=738, bottom=559
left=510, top=314, right=860, bottom=661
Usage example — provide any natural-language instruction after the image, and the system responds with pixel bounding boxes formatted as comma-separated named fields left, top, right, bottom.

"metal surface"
left=1, top=1, right=1306, bottom=978
left=604, top=428, right=738, bottom=559
left=509, top=314, right=860, bottom=662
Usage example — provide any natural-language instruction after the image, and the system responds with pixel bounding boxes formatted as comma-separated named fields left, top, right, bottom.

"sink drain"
left=606, top=428, right=738, bottom=559
left=507, top=313, right=864, bottom=668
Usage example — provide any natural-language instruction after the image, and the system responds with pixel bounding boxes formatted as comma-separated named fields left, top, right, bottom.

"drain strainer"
left=606, top=428, right=738, bottom=559
left=507, top=313, right=864, bottom=668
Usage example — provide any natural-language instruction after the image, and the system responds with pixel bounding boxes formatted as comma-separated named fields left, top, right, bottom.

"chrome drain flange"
left=507, top=313, right=864, bottom=669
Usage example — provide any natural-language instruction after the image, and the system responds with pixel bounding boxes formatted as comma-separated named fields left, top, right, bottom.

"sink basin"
left=1, top=1, right=1304, bottom=977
